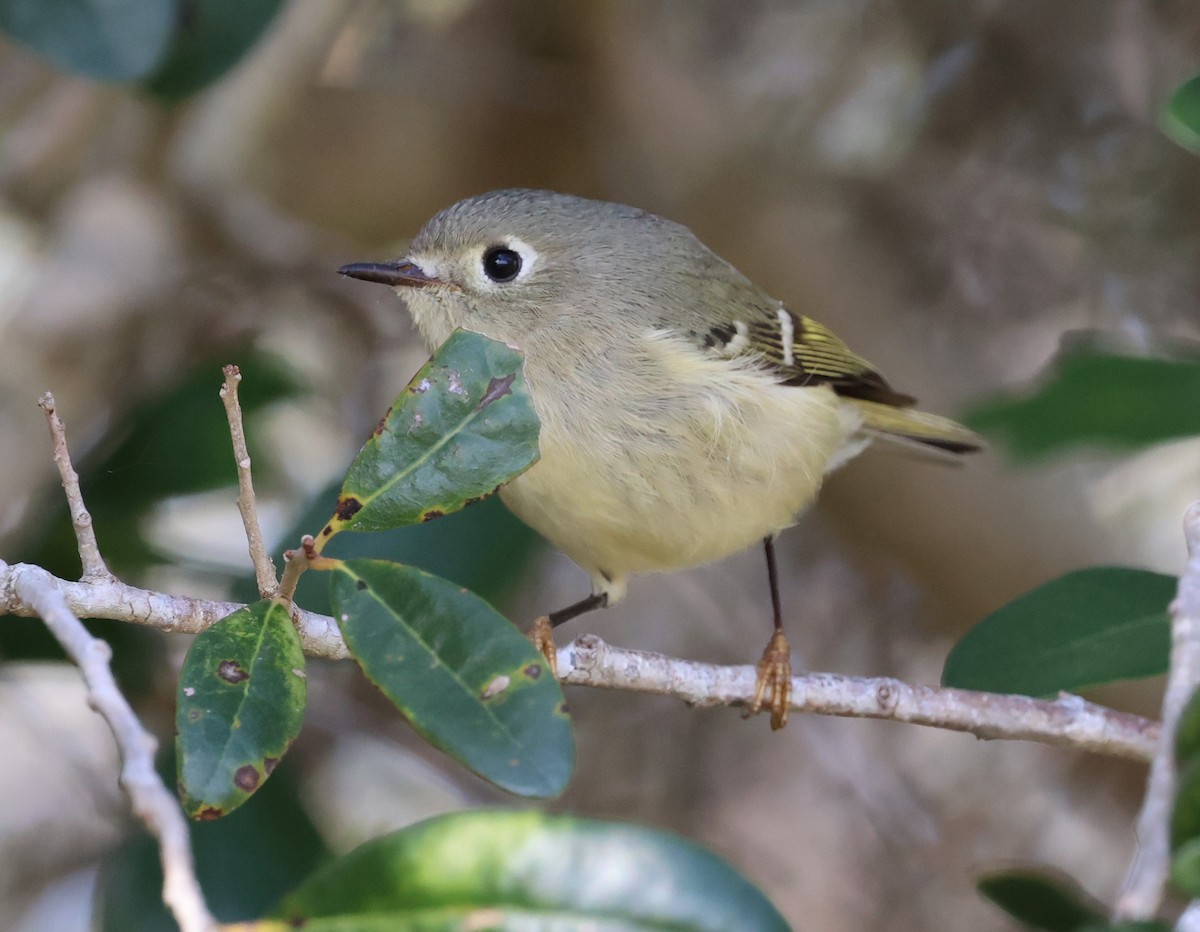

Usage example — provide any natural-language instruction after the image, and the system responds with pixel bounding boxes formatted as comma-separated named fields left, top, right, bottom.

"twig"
left=557, top=634, right=1159, bottom=762
left=1117, top=501, right=1200, bottom=919
left=220, top=365, right=278, bottom=598
left=10, top=564, right=216, bottom=932
left=0, top=560, right=348, bottom=659
left=38, top=392, right=111, bottom=582
left=277, top=535, right=317, bottom=604
left=0, top=560, right=1158, bottom=760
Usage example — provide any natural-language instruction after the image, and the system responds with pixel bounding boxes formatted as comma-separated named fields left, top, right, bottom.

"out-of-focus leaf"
left=1171, top=836, right=1200, bottom=899
left=1077, top=924, right=1170, bottom=932
left=977, top=869, right=1106, bottom=931
left=1173, top=759, right=1200, bottom=852
left=142, top=0, right=286, bottom=102
left=0, top=0, right=174, bottom=81
left=326, top=329, right=539, bottom=537
left=330, top=559, right=571, bottom=798
left=96, top=751, right=329, bottom=929
left=237, top=490, right=541, bottom=618
left=277, top=810, right=789, bottom=931
left=177, top=600, right=306, bottom=818
left=1163, top=75, right=1200, bottom=153
left=967, top=350, right=1200, bottom=460
left=1176, top=684, right=1200, bottom=767
left=943, top=567, right=1174, bottom=697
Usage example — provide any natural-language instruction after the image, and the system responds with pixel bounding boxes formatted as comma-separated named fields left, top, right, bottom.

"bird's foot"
left=746, top=630, right=792, bottom=730
left=528, top=614, right=559, bottom=677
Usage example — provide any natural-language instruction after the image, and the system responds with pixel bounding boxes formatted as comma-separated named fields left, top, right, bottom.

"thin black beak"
left=337, top=260, right=437, bottom=287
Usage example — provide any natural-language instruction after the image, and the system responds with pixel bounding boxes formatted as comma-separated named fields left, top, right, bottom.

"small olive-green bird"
left=340, top=189, right=980, bottom=729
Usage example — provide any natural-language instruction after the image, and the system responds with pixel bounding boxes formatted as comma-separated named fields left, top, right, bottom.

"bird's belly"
left=498, top=375, right=858, bottom=581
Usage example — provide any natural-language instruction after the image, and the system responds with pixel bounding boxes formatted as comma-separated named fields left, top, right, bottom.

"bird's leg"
left=528, top=592, right=608, bottom=675
left=748, top=536, right=792, bottom=729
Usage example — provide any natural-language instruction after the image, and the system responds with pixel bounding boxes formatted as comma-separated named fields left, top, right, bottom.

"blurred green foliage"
left=1163, top=74, right=1200, bottom=153
left=277, top=810, right=790, bottom=931
left=942, top=567, right=1175, bottom=697
left=967, top=349, right=1200, bottom=462
left=0, top=0, right=285, bottom=99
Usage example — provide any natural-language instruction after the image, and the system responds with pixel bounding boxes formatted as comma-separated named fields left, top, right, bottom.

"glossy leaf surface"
left=326, top=329, right=539, bottom=536
left=331, top=559, right=571, bottom=798
left=278, top=810, right=789, bottom=931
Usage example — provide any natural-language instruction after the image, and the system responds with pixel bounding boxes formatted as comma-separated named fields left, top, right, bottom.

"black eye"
left=482, top=246, right=522, bottom=283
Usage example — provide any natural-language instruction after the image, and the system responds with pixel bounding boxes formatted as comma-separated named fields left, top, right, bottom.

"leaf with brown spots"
left=176, top=599, right=307, bottom=819
left=323, top=329, right=540, bottom=539
left=331, top=558, right=572, bottom=798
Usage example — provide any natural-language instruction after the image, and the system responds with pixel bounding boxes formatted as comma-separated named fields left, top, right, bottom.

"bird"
left=338, top=188, right=980, bottom=729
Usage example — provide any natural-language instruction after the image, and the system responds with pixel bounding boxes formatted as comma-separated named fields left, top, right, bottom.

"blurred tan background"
left=2, top=1, right=1200, bottom=929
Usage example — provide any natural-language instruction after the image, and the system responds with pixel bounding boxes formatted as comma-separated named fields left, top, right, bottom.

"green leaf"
left=977, top=869, right=1106, bottom=931
left=1163, top=75, right=1200, bottom=153
left=967, top=350, right=1200, bottom=461
left=943, top=567, right=1174, bottom=697
left=177, top=599, right=307, bottom=818
left=277, top=810, right=789, bottom=931
left=1174, top=758, right=1200, bottom=852
left=0, top=0, right=174, bottom=81
left=1172, top=837, right=1200, bottom=898
left=327, top=329, right=539, bottom=537
left=142, top=0, right=286, bottom=102
left=1177, top=684, right=1200, bottom=768
left=330, top=559, right=572, bottom=798
left=1078, top=924, right=1170, bottom=932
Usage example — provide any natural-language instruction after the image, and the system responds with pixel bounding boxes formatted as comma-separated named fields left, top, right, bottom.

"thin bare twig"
left=10, top=564, right=215, bottom=932
left=557, top=634, right=1159, bottom=762
left=38, top=392, right=111, bottom=582
left=277, top=534, right=317, bottom=604
left=1117, top=501, right=1200, bottom=919
left=220, top=365, right=278, bottom=598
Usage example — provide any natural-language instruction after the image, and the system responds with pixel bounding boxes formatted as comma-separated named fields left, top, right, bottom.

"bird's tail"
left=849, top=398, right=983, bottom=457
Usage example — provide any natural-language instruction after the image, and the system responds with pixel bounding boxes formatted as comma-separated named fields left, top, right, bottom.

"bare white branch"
left=220, top=364, right=278, bottom=599
left=1117, top=501, right=1200, bottom=919
left=0, top=560, right=348, bottom=659
left=0, top=560, right=1158, bottom=761
left=10, top=563, right=216, bottom=932
left=557, top=634, right=1159, bottom=762
left=38, top=392, right=112, bottom=582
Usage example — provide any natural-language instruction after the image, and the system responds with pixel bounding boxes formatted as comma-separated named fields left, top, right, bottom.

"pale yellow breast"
left=499, top=330, right=863, bottom=593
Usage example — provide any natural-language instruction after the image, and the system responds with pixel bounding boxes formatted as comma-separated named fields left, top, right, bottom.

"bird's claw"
left=746, top=629, right=792, bottom=730
left=528, top=614, right=558, bottom=677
